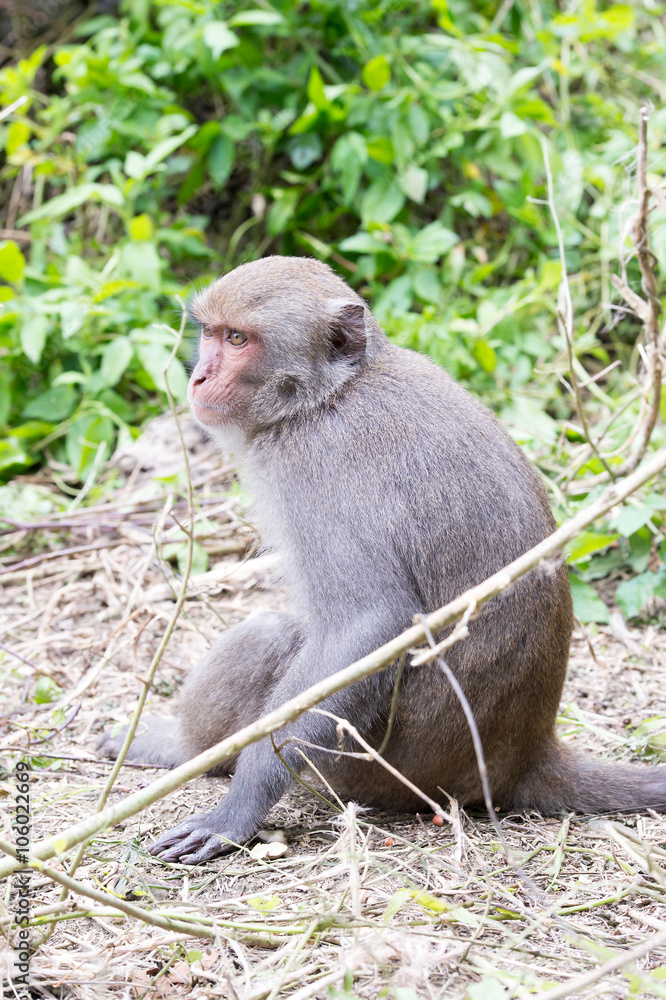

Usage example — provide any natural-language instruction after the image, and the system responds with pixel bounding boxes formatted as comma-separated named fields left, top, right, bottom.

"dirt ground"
left=1, top=416, right=666, bottom=1000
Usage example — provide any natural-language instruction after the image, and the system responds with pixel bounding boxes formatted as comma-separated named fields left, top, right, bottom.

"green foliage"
left=629, top=716, right=666, bottom=762
left=1, top=0, right=665, bottom=616
left=569, top=575, right=610, bottom=625
left=33, top=675, right=64, bottom=704
left=616, top=567, right=666, bottom=621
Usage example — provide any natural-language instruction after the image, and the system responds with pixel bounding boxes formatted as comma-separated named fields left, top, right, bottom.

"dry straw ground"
left=2, top=416, right=666, bottom=1000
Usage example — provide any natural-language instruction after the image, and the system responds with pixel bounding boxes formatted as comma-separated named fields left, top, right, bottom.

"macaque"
left=98, top=256, right=666, bottom=864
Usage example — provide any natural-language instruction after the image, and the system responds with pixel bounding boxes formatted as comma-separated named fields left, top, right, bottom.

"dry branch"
left=534, top=925, right=666, bottom=1000
left=610, top=106, right=663, bottom=477
left=568, top=107, right=663, bottom=493
left=541, top=137, right=615, bottom=481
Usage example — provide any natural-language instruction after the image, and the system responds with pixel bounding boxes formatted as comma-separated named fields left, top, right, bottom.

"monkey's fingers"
left=149, top=819, right=236, bottom=864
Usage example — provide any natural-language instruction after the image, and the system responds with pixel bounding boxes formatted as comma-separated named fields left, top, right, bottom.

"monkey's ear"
left=326, top=300, right=367, bottom=363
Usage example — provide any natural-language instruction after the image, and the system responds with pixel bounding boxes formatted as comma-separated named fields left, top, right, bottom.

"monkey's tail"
left=513, top=741, right=666, bottom=814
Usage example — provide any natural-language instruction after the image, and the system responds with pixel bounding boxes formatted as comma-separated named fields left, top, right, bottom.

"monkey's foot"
left=149, top=811, right=245, bottom=864
left=96, top=716, right=187, bottom=769
left=96, top=725, right=132, bottom=759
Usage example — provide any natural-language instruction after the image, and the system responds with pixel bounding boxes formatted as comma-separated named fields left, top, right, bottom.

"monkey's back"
left=249, top=342, right=560, bottom=609
left=244, top=342, right=574, bottom=810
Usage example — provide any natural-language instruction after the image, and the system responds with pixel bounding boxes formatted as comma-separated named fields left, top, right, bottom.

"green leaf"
left=287, top=133, right=322, bottom=170
left=11, top=421, right=54, bottom=440
left=501, top=400, right=558, bottom=445
left=142, top=125, right=198, bottom=175
left=569, top=575, right=610, bottom=624
left=331, top=132, right=367, bottom=205
left=23, top=385, right=77, bottom=422
left=65, top=414, right=114, bottom=478
left=0, top=439, right=30, bottom=473
left=19, top=184, right=124, bottom=225
left=266, top=190, right=299, bottom=235
left=362, top=54, right=391, bottom=90
left=383, top=888, right=413, bottom=922
left=616, top=569, right=666, bottom=620
left=338, top=232, right=391, bottom=254
left=0, top=240, right=26, bottom=283
left=124, top=151, right=146, bottom=179
left=504, top=60, right=550, bottom=97
left=646, top=493, right=666, bottom=510
left=178, top=161, right=206, bottom=204
left=473, top=339, right=496, bottom=373
left=100, top=338, right=134, bottom=388
left=202, top=21, right=240, bottom=60
left=449, top=189, right=493, bottom=218
left=412, top=268, right=441, bottom=304
left=411, top=889, right=449, bottom=913
left=498, top=111, right=526, bottom=138
left=611, top=505, right=655, bottom=537
left=632, top=718, right=666, bottom=762
left=208, top=134, right=234, bottom=188
left=229, top=9, right=284, bottom=26
left=93, top=280, right=140, bottom=303
left=467, top=978, right=508, bottom=1000
left=361, top=176, right=404, bottom=224
left=122, top=242, right=161, bottom=291
left=366, top=137, right=394, bottom=164
left=399, top=165, right=428, bottom=203
left=162, top=540, right=209, bottom=576
left=128, top=214, right=154, bottom=241
left=20, top=315, right=49, bottom=363
left=307, top=65, right=329, bottom=111
left=7, top=121, right=30, bottom=155
left=136, top=343, right=188, bottom=399
left=34, top=676, right=63, bottom=704
left=405, top=221, right=459, bottom=262
left=60, top=301, right=88, bottom=338
left=247, top=894, right=280, bottom=912
left=566, top=531, right=619, bottom=563
left=0, top=371, right=9, bottom=427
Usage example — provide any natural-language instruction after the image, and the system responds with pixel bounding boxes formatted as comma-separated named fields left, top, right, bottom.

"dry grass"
left=2, top=417, right=666, bottom=1000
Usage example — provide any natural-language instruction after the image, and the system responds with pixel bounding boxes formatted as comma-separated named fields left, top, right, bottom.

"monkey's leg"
left=149, top=618, right=404, bottom=864
left=96, top=714, right=189, bottom=769
left=96, top=612, right=301, bottom=772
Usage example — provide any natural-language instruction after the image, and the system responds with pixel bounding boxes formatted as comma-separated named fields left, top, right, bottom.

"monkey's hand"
left=149, top=809, right=245, bottom=864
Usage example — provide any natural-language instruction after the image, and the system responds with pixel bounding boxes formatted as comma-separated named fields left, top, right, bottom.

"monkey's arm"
left=149, top=617, right=403, bottom=864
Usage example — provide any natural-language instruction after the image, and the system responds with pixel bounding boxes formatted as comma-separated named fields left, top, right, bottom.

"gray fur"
left=98, top=256, right=666, bottom=865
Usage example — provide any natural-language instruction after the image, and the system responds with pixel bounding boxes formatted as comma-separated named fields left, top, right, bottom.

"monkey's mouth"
left=189, top=399, right=228, bottom=424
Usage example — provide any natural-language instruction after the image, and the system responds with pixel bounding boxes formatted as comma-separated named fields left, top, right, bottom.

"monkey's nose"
left=192, top=374, right=207, bottom=387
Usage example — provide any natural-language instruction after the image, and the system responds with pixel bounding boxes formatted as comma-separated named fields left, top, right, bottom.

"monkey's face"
left=188, top=322, right=260, bottom=431
left=187, top=257, right=377, bottom=437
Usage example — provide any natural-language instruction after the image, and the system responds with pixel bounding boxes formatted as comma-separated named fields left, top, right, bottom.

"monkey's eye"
left=201, top=327, right=213, bottom=339
left=227, top=329, right=248, bottom=347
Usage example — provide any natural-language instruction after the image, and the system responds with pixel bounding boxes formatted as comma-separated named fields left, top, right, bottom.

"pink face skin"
left=188, top=325, right=257, bottom=427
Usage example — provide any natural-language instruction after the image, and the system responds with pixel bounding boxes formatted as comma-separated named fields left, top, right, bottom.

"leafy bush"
left=1, top=0, right=665, bottom=618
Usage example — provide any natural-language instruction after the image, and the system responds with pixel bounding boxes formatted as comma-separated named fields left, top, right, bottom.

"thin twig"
left=541, top=136, right=616, bottom=480
left=570, top=107, right=663, bottom=491
left=534, top=925, right=666, bottom=1000
left=50, top=304, right=195, bottom=916
left=0, top=94, right=27, bottom=122
left=611, top=106, right=663, bottom=475
left=310, top=708, right=452, bottom=823
left=0, top=837, right=218, bottom=939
